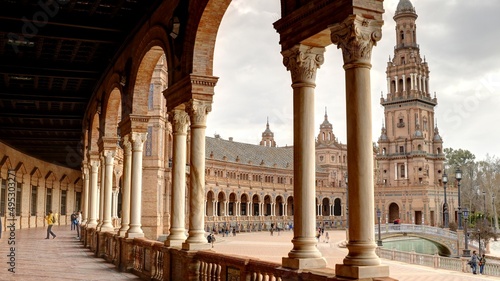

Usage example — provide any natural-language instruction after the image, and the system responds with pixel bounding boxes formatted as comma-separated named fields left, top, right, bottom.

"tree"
left=443, top=148, right=477, bottom=213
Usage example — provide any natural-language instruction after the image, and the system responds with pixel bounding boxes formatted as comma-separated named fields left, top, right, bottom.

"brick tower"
left=375, top=0, right=447, bottom=227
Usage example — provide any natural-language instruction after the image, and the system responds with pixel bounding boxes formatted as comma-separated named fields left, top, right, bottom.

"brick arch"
left=102, top=87, right=122, bottom=138
left=190, top=0, right=231, bottom=75
left=127, top=25, right=169, bottom=116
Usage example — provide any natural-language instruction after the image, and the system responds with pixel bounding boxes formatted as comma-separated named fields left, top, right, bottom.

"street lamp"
left=456, top=168, right=462, bottom=230
left=377, top=208, right=383, bottom=246
left=345, top=173, right=349, bottom=229
left=462, top=207, right=470, bottom=257
left=483, top=191, right=487, bottom=223
left=442, top=172, right=449, bottom=228
left=478, top=229, right=482, bottom=257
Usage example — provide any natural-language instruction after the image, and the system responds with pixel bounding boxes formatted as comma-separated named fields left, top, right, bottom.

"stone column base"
left=125, top=232, right=144, bottom=239
left=181, top=242, right=212, bottom=251
left=165, top=239, right=184, bottom=247
left=335, top=264, right=390, bottom=279
left=282, top=257, right=327, bottom=269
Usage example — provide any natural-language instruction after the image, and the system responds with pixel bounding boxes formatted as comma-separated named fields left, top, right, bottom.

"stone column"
left=119, top=136, right=132, bottom=237
left=281, top=44, right=326, bottom=269
left=87, top=157, right=99, bottom=228
left=126, top=132, right=147, bottom=238
left=331, top=14, right=389, bottom=278
left=97, top=155, right=105, bottom=229
left=182, top=100, right=212, bottom=250
left=82, top=165, right=90, bottom=224
left=165, top=109, right=190, bottom=246
left=100, top=150, right=115, bottom=232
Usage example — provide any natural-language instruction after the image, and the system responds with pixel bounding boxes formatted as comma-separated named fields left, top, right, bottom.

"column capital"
left=130, top=132, right=148, bottom=151
left=168, top=108, right=190, bottom=135
left=103, top=150, right=116, bottom=165
left=186, top=99, right=212, bottom=128
left=282, top=45, right=325, bottom=85
left=330, top=14, right=383, bottom=68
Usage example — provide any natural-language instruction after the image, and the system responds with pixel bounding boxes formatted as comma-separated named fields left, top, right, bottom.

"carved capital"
left=103, top=150, right=116, bottom=165
left=186, top=99, right=212, bottom=128
left=169, top=109, right=190, bottom=135
left=121, top=134, right=132, bottom=155
left=130, top=132, right=148, bottom=152
left=282, top=45, right=325, bottom=84
left=330, top=15, right=383, bottom=67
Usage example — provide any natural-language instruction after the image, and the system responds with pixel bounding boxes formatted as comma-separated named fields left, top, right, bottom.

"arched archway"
left=287, top=196, right=294, bottom=216
left=217, top=192, right=226, bottom=216
left=240, top=193, right=248, bottom=216
left=206, top=191, right=215, bottom=216
left=229, top=192, right=237, bottom=216
left=322, top=197, right=330, bottom=216
left=252, top=194, right=260, bottom=216
left=264, top=195, right=272, bottom=216
left=389, top=203, right=400, bottom=223
left=276, top=195, right=284, bottom=216
left=334, top=198, right=342, bottom=216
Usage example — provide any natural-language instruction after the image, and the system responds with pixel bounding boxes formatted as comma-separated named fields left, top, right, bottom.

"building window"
left=399, top=146, right=404, bottom=153
left=331, top=156, right=335, bottom=162
left=319, top=156, right=324, bottom=162
left=31, top=185, right=37, bottom=216
left=16, top=183, right=22, bottom=216
left=400, top=165, right=405, bottom=178
left=60, top=190, right=67, bottom=215
left=46, top=189, right=52, bottom=213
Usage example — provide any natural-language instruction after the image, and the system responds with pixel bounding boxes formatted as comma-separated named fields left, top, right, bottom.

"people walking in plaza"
left=70, top=212, right=77, bottom=230
left=76, top=211, right=82, bottom=239
left=469, top=251, right=479, bottom=274
left=479, top=254, right=486, bottom=275
left=45, top=210, right=56, bottom=239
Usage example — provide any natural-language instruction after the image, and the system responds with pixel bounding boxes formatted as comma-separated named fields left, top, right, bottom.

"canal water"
left=381, top=237, right=441, bottom=255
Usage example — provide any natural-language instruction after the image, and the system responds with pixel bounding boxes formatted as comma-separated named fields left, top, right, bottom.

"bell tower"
left=376, top=0, right=446, bottom=227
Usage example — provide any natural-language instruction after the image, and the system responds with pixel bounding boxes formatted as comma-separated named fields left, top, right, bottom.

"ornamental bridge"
left=377, top=224, right=476, bottom=257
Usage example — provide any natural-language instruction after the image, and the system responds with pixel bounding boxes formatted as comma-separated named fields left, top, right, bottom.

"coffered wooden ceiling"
left=0, top=0, right=162, bottom=169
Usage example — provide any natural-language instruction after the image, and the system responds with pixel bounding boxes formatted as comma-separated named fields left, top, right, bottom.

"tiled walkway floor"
left=0, top=225, right=140, bottom=281
left=0, top=226, right=497, bottom=280
left=212, top=230, right=497, bottom=281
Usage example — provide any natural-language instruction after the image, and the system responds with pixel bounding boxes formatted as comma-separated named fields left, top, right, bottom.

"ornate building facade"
left=375, top=0, right=452, bottom=228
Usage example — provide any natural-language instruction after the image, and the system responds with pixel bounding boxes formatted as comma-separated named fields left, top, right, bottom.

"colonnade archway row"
left=78, top=0, right=388, bottom=279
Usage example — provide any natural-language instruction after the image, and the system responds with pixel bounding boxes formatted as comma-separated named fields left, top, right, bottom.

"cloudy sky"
left=207, top=0, right=500, bottom=161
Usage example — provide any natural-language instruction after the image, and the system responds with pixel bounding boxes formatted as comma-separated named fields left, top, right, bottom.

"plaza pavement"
left=0, top=225, right=140, bottom=281
left=0, top=225, right=497, bottom=280
left=212, top=229, right=497, bottom=281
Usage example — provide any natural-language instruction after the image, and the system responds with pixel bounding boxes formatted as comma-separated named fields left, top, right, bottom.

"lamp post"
left=493, top=194, right=498, bottom=233
left=478, top=229, right=482, bottom=257
left=483, top=191, right=487, bottom=223
left=345, top=173, right=349, bottom=229
left=456, top=168, right=462, bottom=230
left=462, top=207, right=470, bottom=257
left=442, top=172, right=449, bottom=228
left=377, top=208, right=383, bottom=246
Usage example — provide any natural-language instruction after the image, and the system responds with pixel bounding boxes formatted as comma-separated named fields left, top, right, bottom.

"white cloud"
left=209, top=0, right=500, bottom=160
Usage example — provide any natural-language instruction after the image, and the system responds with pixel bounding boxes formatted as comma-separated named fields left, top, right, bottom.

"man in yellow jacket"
left=45, top=210, right=56, bottom=239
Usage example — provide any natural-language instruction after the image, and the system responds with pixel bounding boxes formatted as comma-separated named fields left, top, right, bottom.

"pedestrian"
left=75, top=211, right=82, bottom=239
left=45, top=210, right=56, bottom=239
left=325, top=232, right=329, bottom=243
left=469, top=251, right=479, bottom=274
left=232, top=227, right=236, bottom=236
left=479, top=254, right=486, bottom=275
left=70, top=212, right=77, bottom=230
